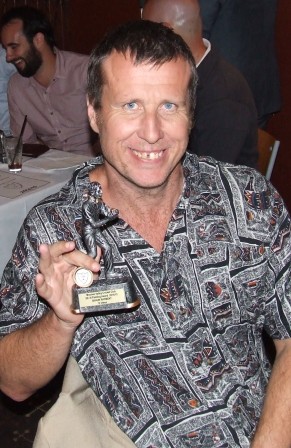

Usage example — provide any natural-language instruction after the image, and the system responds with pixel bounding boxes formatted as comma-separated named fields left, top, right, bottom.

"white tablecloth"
left=0, top=150, right=89, bottom=278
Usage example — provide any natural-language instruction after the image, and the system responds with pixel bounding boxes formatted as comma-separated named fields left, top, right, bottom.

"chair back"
left=257, top=129, right=280, bottom=181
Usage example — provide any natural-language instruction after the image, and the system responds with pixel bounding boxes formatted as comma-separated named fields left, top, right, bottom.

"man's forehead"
left=1, top=19, right=24, bottom=42
left=99, top=51, right=191, bottom=108
left=3, top=18, right=23, bottom=31
left=103, top=50, right=142, bottom=68
left=102, top=49, right=188, bottom=77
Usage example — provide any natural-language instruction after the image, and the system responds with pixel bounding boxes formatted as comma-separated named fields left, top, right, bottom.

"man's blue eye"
left=125, top=102, right=137, bottom=110
left=164, top=103, right=175, bottom=110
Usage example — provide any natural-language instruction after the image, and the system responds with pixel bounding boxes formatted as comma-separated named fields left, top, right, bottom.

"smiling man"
left=0, top=6, right=95, bottom=155
left=87, top=48, right=192, bottom=232
left=0, top=20, right=291, bottom=448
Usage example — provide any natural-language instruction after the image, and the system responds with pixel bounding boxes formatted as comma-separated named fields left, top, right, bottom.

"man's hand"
left=35, top=241, right=101, bottom=328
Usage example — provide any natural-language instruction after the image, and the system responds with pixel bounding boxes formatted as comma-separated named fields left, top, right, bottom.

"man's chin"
left=16, top=68, right=33, bottom=78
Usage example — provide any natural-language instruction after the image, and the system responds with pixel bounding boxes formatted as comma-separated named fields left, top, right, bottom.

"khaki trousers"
left=33, top=355, right=136, bottom=448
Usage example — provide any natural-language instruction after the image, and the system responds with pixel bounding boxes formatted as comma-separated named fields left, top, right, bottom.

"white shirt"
left=196, top=38, right=211, bottom=67
left=0, top=45, right=16, bottom=134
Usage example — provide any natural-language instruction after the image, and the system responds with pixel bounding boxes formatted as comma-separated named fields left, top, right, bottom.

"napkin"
left=25, top=149, right=90, bottom=171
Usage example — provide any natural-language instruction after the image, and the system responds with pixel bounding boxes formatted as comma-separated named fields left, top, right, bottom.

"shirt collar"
left=53, top=48, right=66, bottom=80
left=196, top=39, right=211, bottom=67
left=29, top=48, right=63, bottom=88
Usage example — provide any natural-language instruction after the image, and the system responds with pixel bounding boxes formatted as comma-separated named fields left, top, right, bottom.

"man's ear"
left=87, top=102, right=99, bottom=133
left=162, top=21, right=173, bottom=30
left=33, top=32, right=45, bottom=50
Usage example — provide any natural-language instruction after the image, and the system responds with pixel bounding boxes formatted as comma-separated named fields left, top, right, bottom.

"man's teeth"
left=132, top=150, right=163, bottom=160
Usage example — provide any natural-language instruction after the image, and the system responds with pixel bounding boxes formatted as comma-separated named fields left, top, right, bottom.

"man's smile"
left=131, top=149, right=164, bottom=160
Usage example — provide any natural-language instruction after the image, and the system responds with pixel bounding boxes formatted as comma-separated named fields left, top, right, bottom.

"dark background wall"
left=65, top=0, right=140, bottom=54
left=1, top=0, right=290, bottom=210
left=267, top=0, right=291, bottom=211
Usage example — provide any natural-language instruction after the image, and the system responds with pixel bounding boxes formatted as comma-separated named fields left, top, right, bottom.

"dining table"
left=0, top=149, right=90, bottom=278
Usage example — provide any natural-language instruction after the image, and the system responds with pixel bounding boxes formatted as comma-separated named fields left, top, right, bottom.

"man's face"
left=88, top=51, right=191, bottom=192
left=1, top=19, right=42, bottom=77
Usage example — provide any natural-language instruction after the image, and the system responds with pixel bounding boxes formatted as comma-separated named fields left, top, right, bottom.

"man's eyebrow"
left=4, top=42, right=19, bottom=48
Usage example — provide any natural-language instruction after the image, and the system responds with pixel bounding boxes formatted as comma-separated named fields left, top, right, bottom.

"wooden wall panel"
left=66, top=0, right=140, bottom=54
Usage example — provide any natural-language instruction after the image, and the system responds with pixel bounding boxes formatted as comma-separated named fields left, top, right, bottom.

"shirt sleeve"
left=7, top=77, right=38, bottom=143
left=0, top=213, right=49, bottom=336
left=263, top=189, right=291, bottom=340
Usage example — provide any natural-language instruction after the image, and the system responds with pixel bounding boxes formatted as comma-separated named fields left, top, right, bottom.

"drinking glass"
left=4, top=135, right=23, bottom=172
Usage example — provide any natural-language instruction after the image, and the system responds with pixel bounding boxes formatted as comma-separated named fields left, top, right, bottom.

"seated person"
left=0, top=6, right=95, bottom=156
left=199, top=0, right=281, bottom=129
left=143, top=0, right=258, bottom=168
left=0, top=43, right=16, bottom=134
left=0, top=19, right=291, bottom=448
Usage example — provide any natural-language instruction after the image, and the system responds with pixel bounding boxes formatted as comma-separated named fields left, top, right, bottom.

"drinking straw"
left=11, top=115, right=27, bottom=166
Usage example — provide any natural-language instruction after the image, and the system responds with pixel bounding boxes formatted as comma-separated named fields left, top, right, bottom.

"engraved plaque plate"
left=72, top=276, right=140, bottom=313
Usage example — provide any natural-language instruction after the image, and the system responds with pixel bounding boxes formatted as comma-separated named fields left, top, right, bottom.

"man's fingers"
left=38, top=242, right=75, bottom=272
left=35, top=272, right=50, bottom=297
left=62, top=248, right=101, bottom=273
left=38, top=244, right=54, bottom=272
left=39, top=241, right=75, bottom=258
left=38, top=241, right=100, bottom=274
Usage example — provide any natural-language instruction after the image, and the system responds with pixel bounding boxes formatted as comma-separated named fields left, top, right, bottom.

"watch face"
left=73, top=267, right=94, bottom=288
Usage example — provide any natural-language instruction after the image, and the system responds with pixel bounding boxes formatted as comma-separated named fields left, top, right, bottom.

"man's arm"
left=251, top=338, right=291, bottom=447
left=0, top=241, right=100, bottom=402
left=0, top=307, right=76, bottom=401
left=7, top=78, right=37, bottom=143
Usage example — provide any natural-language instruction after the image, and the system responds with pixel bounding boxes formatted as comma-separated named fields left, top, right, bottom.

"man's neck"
left=95, top=164, right=183, bottom=209
left=189, top=39, right=208, bottom=65
left=89, top=164, right=184, bottom=252
left=33, top=49, right=57, bottom=88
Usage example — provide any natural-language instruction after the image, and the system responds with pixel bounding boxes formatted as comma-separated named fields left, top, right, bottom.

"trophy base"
left=72, top=276, right=140, bottom=314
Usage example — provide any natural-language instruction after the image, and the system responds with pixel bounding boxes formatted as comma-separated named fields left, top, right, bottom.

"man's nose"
left=5, top=49, right=13, bottom=63
left=137, top=111, right=164, bottom=143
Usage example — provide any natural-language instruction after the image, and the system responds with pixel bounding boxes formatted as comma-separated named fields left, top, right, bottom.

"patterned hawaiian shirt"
left=1, top=153, right=291, bottom=447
